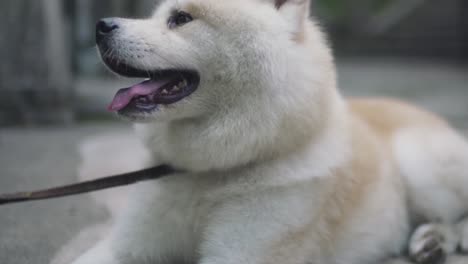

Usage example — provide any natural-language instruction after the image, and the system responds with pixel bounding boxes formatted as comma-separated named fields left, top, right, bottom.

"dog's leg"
left=69, top=190, right=195, bottom=264
left=94, top=178, right=199, bottom=264
left=394, top=127, right=468, bottom=223
left=408, top=223, right=458, bottom=264
left=198, top=193, right=319, bottom=264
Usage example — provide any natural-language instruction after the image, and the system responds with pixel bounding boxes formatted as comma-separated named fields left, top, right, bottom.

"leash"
left=0, top=165, right=178, bottom=206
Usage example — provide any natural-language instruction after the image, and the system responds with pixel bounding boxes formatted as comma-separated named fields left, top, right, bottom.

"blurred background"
left=0, top=0, right=467, bottom=263
left=0, top=0, right=467, bottom=126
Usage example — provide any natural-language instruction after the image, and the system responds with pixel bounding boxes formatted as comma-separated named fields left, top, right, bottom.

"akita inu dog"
left=71, top=0, right=468, bottom=263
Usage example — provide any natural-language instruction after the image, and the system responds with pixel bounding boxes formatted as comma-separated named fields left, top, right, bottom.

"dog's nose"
left=96, top=18, right=119, bottom=44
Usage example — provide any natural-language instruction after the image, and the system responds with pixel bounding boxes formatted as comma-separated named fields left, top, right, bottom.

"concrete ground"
left=0, top=123, right=129, bottom=264
left=0, top=59, right=467, bottom=263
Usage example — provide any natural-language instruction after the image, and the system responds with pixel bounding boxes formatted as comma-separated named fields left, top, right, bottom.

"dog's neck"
left=135, top=89, right=348, bottom=175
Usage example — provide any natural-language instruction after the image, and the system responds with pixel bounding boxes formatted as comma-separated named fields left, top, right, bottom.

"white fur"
left=394, top=126, right=468, bottom=223
left=67, top=0, right=468, bottom=263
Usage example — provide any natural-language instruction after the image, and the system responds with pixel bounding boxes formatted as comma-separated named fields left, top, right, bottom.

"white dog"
left=70, top=0, right=468, bottom=263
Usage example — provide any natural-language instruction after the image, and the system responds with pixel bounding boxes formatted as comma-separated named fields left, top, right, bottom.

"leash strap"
left=0, top=165, right=177, bottom=206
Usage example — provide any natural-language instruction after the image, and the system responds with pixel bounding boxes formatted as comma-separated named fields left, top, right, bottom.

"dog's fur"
left=70, top=0, right=468, bottom=263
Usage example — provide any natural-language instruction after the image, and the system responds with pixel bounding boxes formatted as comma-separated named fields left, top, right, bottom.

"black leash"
left=0, top=165, right=178, bottom=206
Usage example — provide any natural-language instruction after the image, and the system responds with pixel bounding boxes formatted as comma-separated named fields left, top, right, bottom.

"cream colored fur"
left=67, top=0, right=468, bottom=263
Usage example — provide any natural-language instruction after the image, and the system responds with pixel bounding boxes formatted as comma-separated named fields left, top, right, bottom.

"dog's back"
left=350, top=98, right=468, bottom=223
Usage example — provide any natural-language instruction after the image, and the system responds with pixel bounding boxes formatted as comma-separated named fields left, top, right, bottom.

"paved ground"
left=0, top=123, right=129, bottom=264
left=0, top=59, right=467, bottom=263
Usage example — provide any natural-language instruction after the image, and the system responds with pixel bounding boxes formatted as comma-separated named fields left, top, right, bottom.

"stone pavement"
left=0, top=59, right=467, bottom=263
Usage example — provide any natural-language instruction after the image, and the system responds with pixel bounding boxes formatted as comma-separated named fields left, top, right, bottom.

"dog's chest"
left=122, top=174, right=221, bottom=261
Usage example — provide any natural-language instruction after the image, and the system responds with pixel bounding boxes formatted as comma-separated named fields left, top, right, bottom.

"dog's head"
left=97, top=0, right=339, bottom=171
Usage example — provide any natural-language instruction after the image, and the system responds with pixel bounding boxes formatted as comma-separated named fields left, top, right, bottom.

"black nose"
left=96, top=18, right=119, bottom=44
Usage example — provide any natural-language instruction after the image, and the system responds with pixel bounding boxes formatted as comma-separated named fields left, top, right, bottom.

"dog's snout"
left=96, top=18, right=120, bottom=44
left=97, top=18, right=119, bottom=34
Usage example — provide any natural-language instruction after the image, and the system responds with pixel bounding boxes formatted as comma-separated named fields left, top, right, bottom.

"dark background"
left=0, top=0, right=467, bottom=125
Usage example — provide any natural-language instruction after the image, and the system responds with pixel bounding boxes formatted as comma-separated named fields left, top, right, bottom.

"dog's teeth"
left=182, top=79, right=188, bottom=86
left=173, top=85, right=181, bottom=92
left=161, top=89, right=169, bottom=94
left=136, top=96, right=150, bottom=103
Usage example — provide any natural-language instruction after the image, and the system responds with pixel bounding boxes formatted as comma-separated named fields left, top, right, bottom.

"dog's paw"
left=409, top=224, right=457, bottom=264
left=410, top=236, right=446, bottom=264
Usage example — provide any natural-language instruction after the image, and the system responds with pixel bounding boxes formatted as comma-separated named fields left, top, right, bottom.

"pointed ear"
left=274, top=0, right=311, bottom=38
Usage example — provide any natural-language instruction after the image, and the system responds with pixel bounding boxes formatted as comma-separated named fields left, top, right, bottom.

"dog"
left=70, top=0, right=468, bottom=263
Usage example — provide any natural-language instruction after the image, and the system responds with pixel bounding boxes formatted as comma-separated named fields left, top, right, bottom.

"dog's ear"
left=271, top=0, right=311, bottom=38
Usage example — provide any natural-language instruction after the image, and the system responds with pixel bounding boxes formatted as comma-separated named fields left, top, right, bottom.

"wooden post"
left=0, top=0, right=74, bottom=125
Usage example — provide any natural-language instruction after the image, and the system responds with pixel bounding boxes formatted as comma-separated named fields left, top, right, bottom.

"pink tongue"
left=108, top=79, right=170, bottom=112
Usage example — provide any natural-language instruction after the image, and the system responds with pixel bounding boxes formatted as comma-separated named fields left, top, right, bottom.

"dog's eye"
left=168, top=11, right=193, bottom=29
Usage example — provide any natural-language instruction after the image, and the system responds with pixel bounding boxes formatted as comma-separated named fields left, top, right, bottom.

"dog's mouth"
left=105, top=60, right=200, bottom=113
